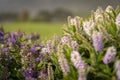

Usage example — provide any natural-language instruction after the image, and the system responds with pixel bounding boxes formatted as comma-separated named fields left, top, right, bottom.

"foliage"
left=0, top=5, right=120, bottom=80
left=50, top=5, right=120, bottom=80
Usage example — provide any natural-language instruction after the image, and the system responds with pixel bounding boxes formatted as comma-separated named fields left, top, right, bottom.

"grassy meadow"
left=0, top=22, right=63, bottom=40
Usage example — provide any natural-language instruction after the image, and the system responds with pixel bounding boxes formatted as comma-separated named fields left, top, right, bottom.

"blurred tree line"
left=0, top=8, right=73, bottom=22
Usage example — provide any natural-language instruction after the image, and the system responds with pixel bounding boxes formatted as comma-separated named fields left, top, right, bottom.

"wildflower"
left=45, top=40, right=55, bottom=53
left=117, top=70, right=120, bottom=80
left=69, top=17, right=77, bottom=26
left=24, top=67, right=35, bottom=80
left=38, top=70, right=48, bottom=79
left=103, top=46, right=116, bottom=64
left=71, top=51, right=86, bottom=69
left=9, top=32, right=17, bottom=43
left=83, top=20, right=95, bottom=36
left=41, top=47, right=50, bottom=54
left=71, top=40, right=78, bottom=51
left=105, top=5, right=114, bottom=14
left=57, top=45, right=70, bottom=74
left=92, top=31, right=103, bottom=51
left=0, top=27, right=4, bottom=41
left=115, top=60, right=120, bottom=71
left=94, top=8, right=104, bottom=22
left=78, top=68, right=86, bottom=80
left=116, top=13, right=120, bottom=29
left=61, top=36, right=71, bottom=45
left=71, top=51, right=86, bottom=80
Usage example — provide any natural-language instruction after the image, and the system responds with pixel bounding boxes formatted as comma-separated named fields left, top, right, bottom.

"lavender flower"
left=83, top=20, right=95, bottom=36
left=103, top=46, right=116, bottom=64
left=0, top=27, right=4, bottom=41
left=115, top=60, right=120, bottom=71
left=71, top=40, right=78, bottom=51
left=61, top=36, right=71, bottom=45
left=41, top=48, right=50, bottom=54
left=57, top=45, right=70, bottom=75
left=71, top=51, right=86, bottom=80
left=58, top=57, right=70, bottom=74
left=71, top=51, right=86, bottom=69
left=23, top=67, right=35, bottom=80
left=92, top=31, right=103, bottom=51
left=116, top=13, right=120, bottom=30
left=38, top=70, right=48, bottom=79
left=9, top=32, right=17, bottom=43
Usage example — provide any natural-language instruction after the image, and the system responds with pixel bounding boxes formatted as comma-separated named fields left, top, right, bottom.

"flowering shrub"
left=0, top=27, right=55, bottom=80
left=0, top=5, right=120, bottom=80
left=51, top=6, right=120, bottom=80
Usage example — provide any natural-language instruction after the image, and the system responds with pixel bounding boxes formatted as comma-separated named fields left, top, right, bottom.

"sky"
left=0, top=0, right=120, bottom=17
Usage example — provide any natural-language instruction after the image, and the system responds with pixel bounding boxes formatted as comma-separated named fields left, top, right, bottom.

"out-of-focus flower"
left=78, top=68, right=86, bottom=80
left=71, top=51, right=86, bottom=80
left=58, top=57, right=70, bottom=75
left=116, top=13, right=120, bottom=29
left=9, top=32, right=17, bottom=43
left=71, top=40, right=78, bottom=51
left=105, top=6, right=114, bottom=14
left=61, top=36, right=71, bottom=45
left=94, top=8, right=104, bottom=22
left=71, top=51, right=86, bottom=69
left=70, top=18, right=76, bottom=26
left=57, top=45, right=70, bottom=75
left=83, top=20, right=95, bottom=36
left=92, top=31, right=103, bottom=51
left=24, top=67, right=34, bottom=80
left=41, top=48, right=50, bottom=54
left=115, top=60, right=120, bottom=71
left=0, top=27, right=4, bottom=41
left=38, top=70, right=48, bottom=79
left=117, top=70, right=120, bottom=80
left=103, top=46, right=116, bottom=64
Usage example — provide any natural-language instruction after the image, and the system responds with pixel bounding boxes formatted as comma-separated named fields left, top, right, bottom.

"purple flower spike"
left=103, top=46, right=116, bottom=64
left=92, top=31, right=103, bottom=51
left=24, top=68, right=34, bottom=78
left=9, top=33, right=17, bottom=43
left=0, top=27, right=4, bottom=41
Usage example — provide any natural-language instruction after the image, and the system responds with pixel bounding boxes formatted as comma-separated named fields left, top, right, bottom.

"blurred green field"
left=0, top=22, right=64, bottom=40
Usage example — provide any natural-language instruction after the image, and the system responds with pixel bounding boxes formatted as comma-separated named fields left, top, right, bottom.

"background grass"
left=0, top=22, right=63, bottom=40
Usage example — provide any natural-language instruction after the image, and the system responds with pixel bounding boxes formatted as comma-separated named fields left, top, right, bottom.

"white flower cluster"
left=94, top=8, right=104, bottom=22
left=83, top=20, right=95, bottom=36
left=103, top=46, right=116, bottom=64
left=92, top=31, right=103, bottom=51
